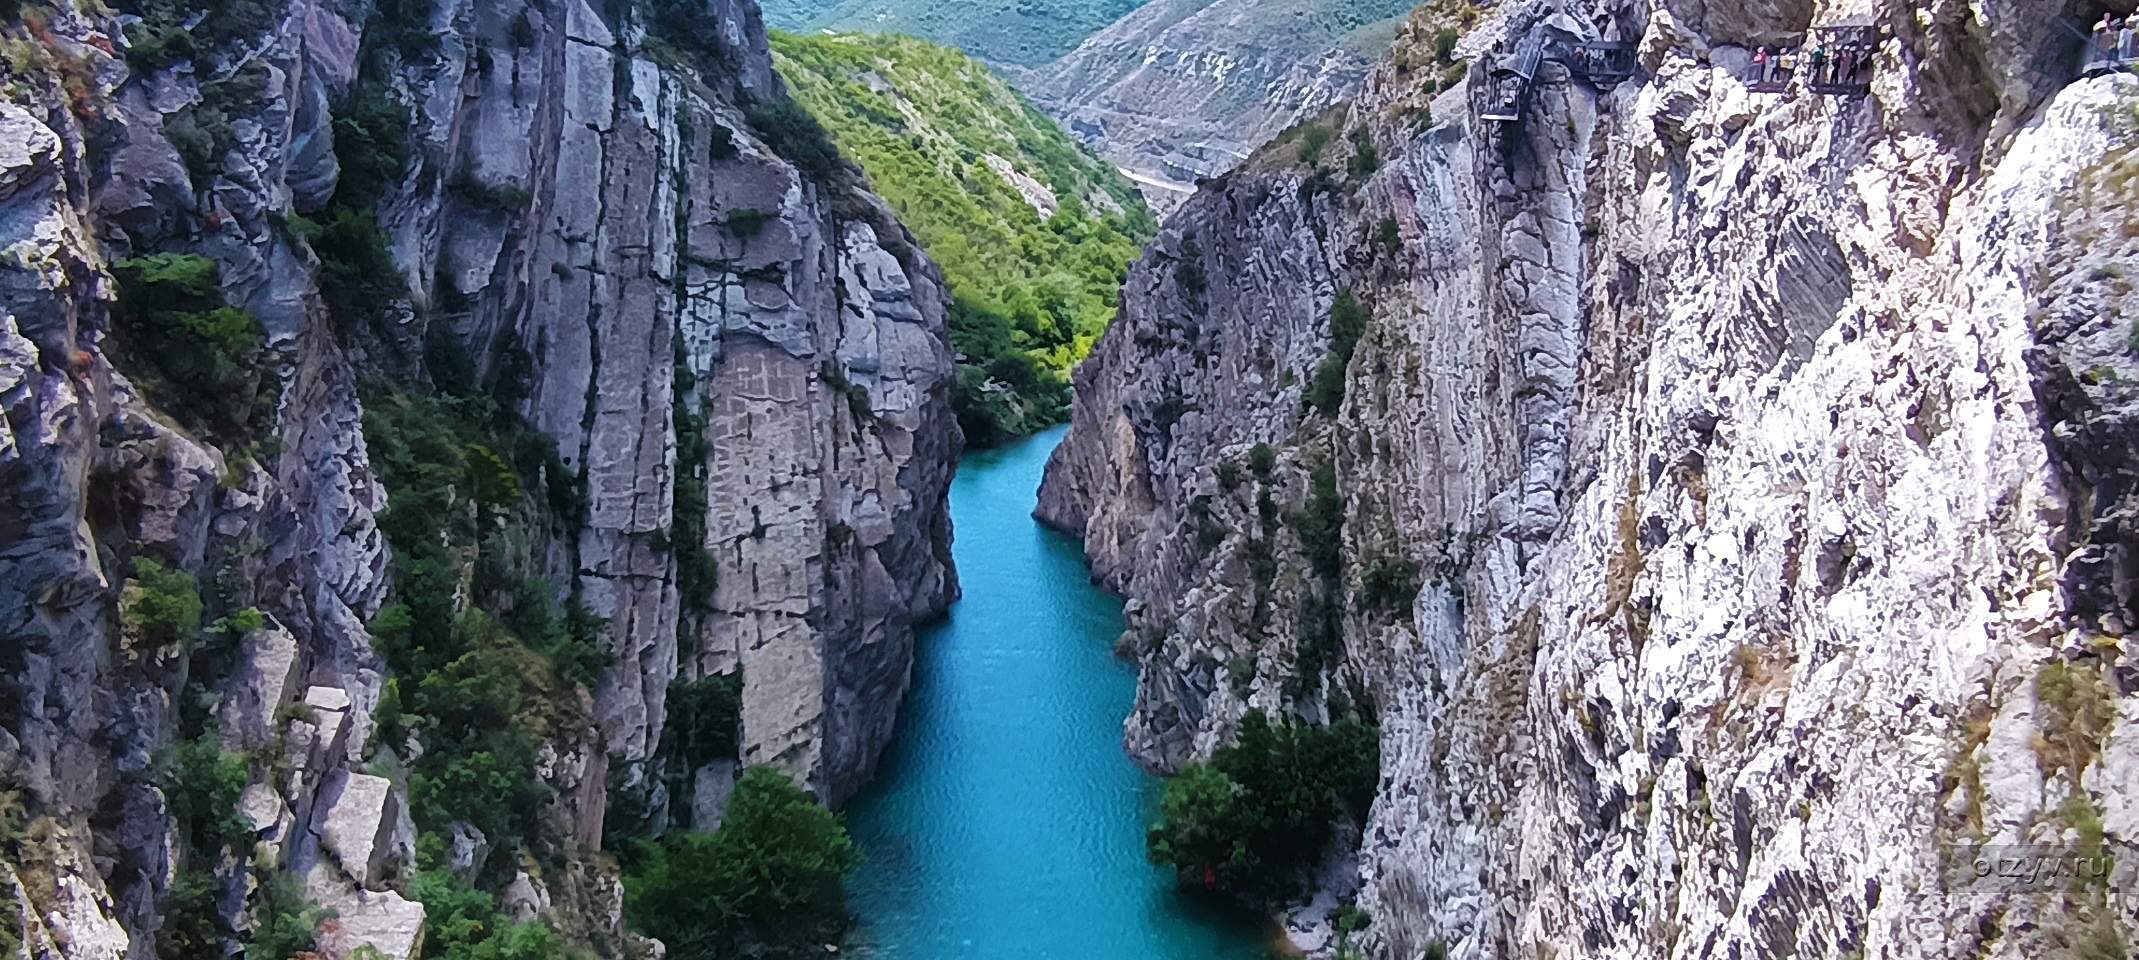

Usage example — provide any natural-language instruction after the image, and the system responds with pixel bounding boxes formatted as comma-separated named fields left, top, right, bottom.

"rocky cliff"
left=1016, top=0, right=1433, bottom=214
left=1041, top=0, right=2139, bottom=955
left=0, top=0, right=956, bottom=956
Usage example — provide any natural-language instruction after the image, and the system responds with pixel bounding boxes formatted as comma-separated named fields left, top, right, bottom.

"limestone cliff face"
left=1041, top=0, right=2139, bottom=955
left=0, top=0, right=955, bottom=956
left=1017, top=0, right=1417, bottom=215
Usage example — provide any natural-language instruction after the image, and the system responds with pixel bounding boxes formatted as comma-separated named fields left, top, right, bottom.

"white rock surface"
left=1043, top=1, right=2139, bottom=956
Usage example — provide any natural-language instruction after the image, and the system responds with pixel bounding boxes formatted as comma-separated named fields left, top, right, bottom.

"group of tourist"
left=2092, top=12, right=2139, bottom=69
left=1749, top=36, right=1873, bottom=90
left=1749, top=46, right=1797, bottom=86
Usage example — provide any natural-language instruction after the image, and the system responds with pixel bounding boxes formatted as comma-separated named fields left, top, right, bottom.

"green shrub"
left=1374, top=217, right=1401, bottom=255
left=1295, top=458, right=1345, bottom=580
left=1433, top=29, right=1460, bottom=64
left=115, top=0, right=289, bottom=68
left=1360, top=554, right=1420, bottom=616
left=123, top=557, right=205, bottom=649
left=1147, top=711, right=1378, bottom=895
left=1347, top=130, right=1379, bottom=178
left=110, top=254, right=268, bottom=444
left=211, top=606, right=268, bottom=635
left=1299, top=124, right=1334, bottom=166
left=329, top=80, right=413, bottom=208
left=242, top=872, right=329, bottom=960
left=449, top=168, right=531, bottom=214
left=156, top=730, right=249, bottom=858
left=625, top=767, right=858, bottom=955
left=662, top=674, right=743, bottom=773
left=746, top=95, right=843, bottom=184
left=410, top=869, right=565, bottom=960
left=158, top=869, right=229, bottom=960
left=1440, top=61, right=1468, bottom=91
left=1307, top=290, right=1368, bottom=416
left=1248, top=443, right=1277, bottom=477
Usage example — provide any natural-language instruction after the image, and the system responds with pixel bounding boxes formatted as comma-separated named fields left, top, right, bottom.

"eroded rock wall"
left=1040, top=0, right=2139, bottom=956
left=0, top=0, right=956, bottom=956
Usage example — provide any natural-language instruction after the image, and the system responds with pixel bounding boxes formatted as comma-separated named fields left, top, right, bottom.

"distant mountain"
left=1020, top=0, right=1447, bottom=213
left=771, top=32, right=1157, bottom=444
left=761, top=0, right=1153, bottom=66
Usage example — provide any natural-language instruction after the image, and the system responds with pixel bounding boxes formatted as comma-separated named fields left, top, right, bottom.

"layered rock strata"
left=1041, top=0, right=2139, bottom=956
left=0, top=0, right=957, bottom=955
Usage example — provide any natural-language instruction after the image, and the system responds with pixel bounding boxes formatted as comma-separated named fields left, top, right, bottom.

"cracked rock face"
left=1042, top=0, right=2139, bottom=956
left=0, top=0, right=956, bottom=956
left=370, top=0, right=959, bottom=806
left=1019, top=0, right=1397, bottom=214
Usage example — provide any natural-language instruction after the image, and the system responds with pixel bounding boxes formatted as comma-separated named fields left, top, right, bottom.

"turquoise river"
left=844, top=426, right=1270, bottom=959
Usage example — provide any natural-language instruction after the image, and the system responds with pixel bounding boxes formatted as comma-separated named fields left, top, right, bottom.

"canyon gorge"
left=3, top=0, right=2137, bottom=957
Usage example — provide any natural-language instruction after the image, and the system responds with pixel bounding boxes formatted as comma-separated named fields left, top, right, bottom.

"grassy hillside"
left=762, top=0, right=1150, bottom=66
left=771, top=32, right=1156, bottom=444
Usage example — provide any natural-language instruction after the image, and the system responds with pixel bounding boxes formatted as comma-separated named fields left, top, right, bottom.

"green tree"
left=1146, top=712, right=1379, bottom=896
left=626, top=767, right=857, bottom=957
left=124, top=557, right=204, bottom=649
left=1145, top=764, right=1248, bottom=878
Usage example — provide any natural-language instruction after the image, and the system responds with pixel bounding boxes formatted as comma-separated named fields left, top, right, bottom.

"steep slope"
left=771, top=32, right=1155, bottom=445
left=1018, top=0, right=1464, bottom=213
left=0, top=0, right=955, bottom=957
left=760, top=0, right=1150, bottom=65
left=1041, top=0, right=2139, bottom=956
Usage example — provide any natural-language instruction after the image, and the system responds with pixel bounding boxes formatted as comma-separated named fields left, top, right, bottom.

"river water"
left=844, top=426, right=1270, bottom=960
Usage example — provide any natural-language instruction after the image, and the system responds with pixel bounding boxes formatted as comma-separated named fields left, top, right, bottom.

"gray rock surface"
left=0, top=0, right=957, bottom=956
left=1042, top=0, right=2139, bottom=955
left=1017, top=0, right=1426, bottom=213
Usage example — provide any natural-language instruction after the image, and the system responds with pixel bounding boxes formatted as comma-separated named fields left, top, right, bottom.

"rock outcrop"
left=0, top=0, right=956, bottom=956
left=1016, top=0, right=1429, bottom=214
left=1042, top=0, right=2139, bottom=955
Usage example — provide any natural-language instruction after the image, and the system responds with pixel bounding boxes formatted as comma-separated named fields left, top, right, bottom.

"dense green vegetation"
left=1146, top=711, right=1378, bottom=897
left=657, top=674, right=744, bottom=809
left=109, top=254, right=271, bottom=454
left=121, top=557, right=205, bottom=650
left=363, top=393, right=602, bottom=848
left=115, top=0, right=290, bottom=70
left=770, top=32, right=1154, bottom=444
left=408, top=868, right=568, bottom=960
left=761, top=0, right=1149, bottom=65
left=623, top=767, right=858, bottom=958
left=154, top=727, right=331, bottom=960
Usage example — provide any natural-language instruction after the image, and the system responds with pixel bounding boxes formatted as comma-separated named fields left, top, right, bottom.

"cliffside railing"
left=2080, top=13, right=2139, bottom=76
left=1804, top=23, right=1875, bottom=96
left=1482, top=30, right=1635, bottom=125
left=1744, top=22, right=1877, bottom=97
left=1565, top=41, right=1636, bottom=87
left=1481, top=30, right=1545, bottom=122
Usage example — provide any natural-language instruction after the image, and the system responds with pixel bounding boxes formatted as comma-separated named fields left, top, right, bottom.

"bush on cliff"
left=1306, top=290, right=1368, bottom=416
left=362, top=394, right=604, bottom=851
left=409, top=869, right=566, bottom=960
left=624, top=766, right=857, bottom=957
left=1147, top=711, right=1378, bottom=895
left=123, top=557, right=205, bottom=650
left=110, top=254, right=269, bottom=449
